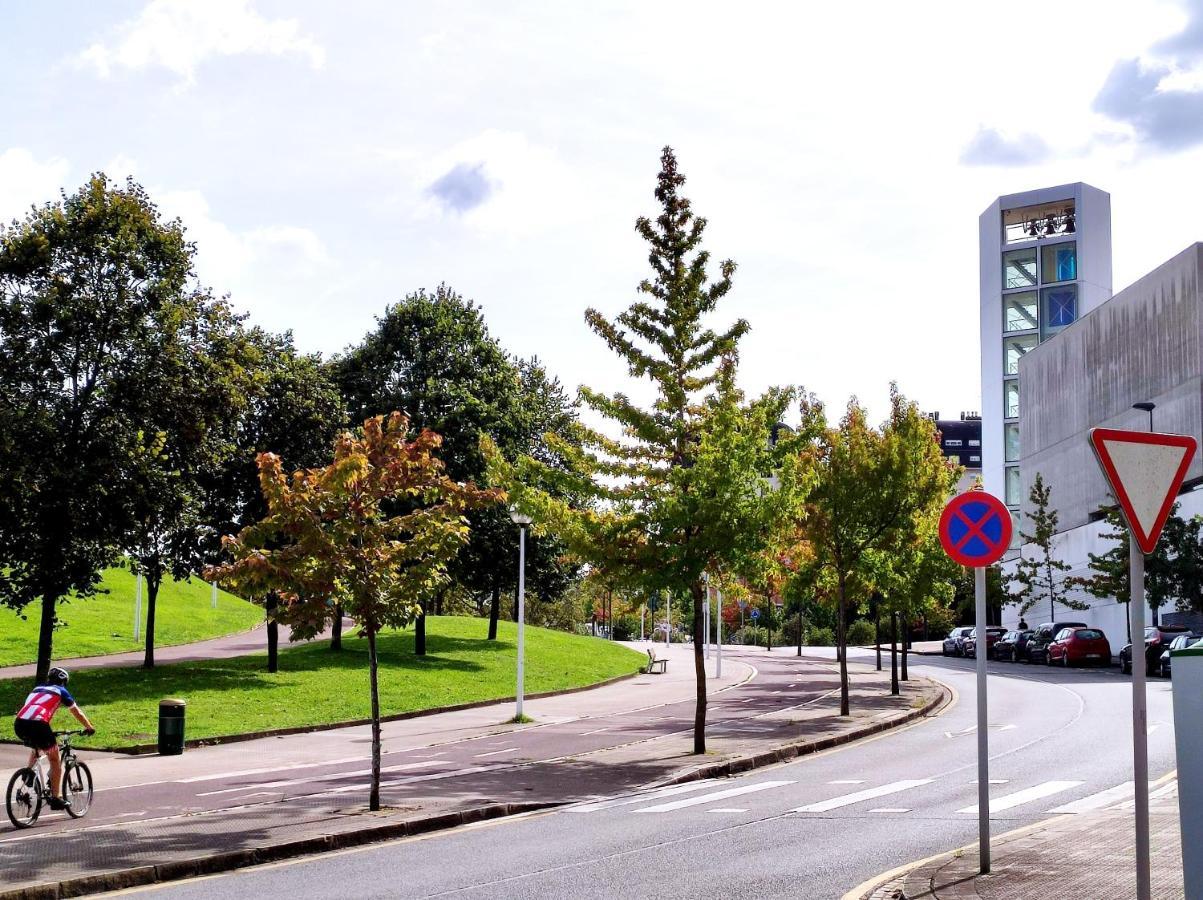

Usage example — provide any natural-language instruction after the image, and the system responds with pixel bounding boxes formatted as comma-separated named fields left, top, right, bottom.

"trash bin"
left=158, top=698, right=186, bottom=755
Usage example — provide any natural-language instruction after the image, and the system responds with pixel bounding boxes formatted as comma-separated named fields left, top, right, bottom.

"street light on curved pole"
left=509, top=506, right=533, bottom=720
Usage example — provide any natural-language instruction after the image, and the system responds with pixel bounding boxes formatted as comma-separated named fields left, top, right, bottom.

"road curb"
left=656, top=677, right=953, bottom=788
left=0, top=801, right=558, bottom=900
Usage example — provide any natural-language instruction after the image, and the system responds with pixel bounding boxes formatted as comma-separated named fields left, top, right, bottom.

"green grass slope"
left=0, top=616, right=645, bottom=749
left=0, top=567, right=262, bottom=667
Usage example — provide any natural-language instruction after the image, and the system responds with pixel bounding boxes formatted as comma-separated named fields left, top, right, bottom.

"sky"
left=4, top=0, right=1203, bottom=424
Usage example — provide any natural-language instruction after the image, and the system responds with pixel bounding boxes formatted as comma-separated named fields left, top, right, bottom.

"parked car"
left=1120, top=624, right=1193, bottom=675
left=964, top=626, right=1007, bottom=659
left=1158, top=633, right=1203, bottom=678
left=1046, top=627, right=1112, bottom=667
left=1027, top=621, right=1089, bottom=665
left=942, top=627, right=974, bottom=657
left=994, top=629, right=1035, bottom=662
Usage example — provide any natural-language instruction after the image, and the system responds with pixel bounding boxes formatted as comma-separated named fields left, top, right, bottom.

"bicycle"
left=5, top=730, right=93, bottom=828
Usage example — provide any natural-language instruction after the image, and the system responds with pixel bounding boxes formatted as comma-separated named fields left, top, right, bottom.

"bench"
left=646, top=648, right=668, bottom=674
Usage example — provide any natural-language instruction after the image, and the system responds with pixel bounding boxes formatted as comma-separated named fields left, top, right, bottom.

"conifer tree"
left=1009, top=472, right=1086, bottom=621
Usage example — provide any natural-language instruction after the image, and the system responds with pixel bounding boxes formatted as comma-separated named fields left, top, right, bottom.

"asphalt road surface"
left=103, top=647, right=1177, bottom=900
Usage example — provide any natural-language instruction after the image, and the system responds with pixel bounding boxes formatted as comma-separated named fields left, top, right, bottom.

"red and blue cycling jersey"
left=16, top=685, right=75, bottom=724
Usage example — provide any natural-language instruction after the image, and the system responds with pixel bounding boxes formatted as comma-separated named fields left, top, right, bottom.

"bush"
left=846, top=619, right=877, bottom=646
left=806, top=626, right=835, bottom=647
left=729, top=626, right=784, bottom=647
left=611, top=615, right=640, bottom=641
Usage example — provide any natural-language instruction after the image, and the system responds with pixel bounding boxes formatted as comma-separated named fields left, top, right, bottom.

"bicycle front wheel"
left=63, top=761, right=93, bottom=818
left=6, top=768, right=42, bottom=828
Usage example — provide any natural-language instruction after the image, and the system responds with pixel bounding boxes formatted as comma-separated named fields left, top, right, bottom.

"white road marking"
left=580, top=728, right=609, bottom=736
left=567, top=780, right=721, bottom=813
left=793, top=779, right=933, bottom=813
left=473, top=747, right=520, bottom=758
left=958, top=780, right=1082, bottom=814
left=1150, top=781, right=1178, bottom=800
left=635, top=780, right=795, bottom=813
left=829, top=780, right=866, bottom=785
left=195, top=761, right=434, bottom=796
left=177, top=756, right=365, bottom=784
left=1049, top=782, right=1134, bottom=814
left=707, top=808, right=749, bottom=813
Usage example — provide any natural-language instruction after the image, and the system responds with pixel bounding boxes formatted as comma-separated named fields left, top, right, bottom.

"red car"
left=1047, top=627, right=1112, bottom=667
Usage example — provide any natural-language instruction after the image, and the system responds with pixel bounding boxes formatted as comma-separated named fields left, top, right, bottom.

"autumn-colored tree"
left=208, top=413, right=497, bottom=810
left=797, top=388, right=954, bottom=716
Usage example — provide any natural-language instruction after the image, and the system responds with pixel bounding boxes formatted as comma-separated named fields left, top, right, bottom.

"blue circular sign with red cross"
left=938, top=490, right=1012, bottom=567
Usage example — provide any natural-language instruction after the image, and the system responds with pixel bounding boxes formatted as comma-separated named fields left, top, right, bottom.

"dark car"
left=1158, top=633, right=1202, bottom=678
left=942, top=627, right=974, bottom=657
left=964, top=627, right=1007, bottom=659
left=1026, top=621, right=1089, bottom=665
left=994, top=629, right=1035, bottom=662
left=1120, top=624, right=1192, bottom=675
left=1047, top=627, right=1112, bottom=667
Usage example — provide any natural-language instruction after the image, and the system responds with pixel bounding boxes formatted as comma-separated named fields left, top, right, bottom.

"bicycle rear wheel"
left=63, top=761, right=92, bottom=818
left=6, top=768, right=42, bottom=828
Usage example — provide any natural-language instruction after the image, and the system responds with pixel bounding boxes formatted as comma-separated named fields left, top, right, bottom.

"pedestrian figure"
left=1018, top=617, right=1028, bottom=630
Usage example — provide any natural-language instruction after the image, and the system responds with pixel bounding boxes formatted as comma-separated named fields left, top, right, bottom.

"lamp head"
left=1133, top=402, right=1156, bottom=413
left=509, top=506, right=533, bottom=526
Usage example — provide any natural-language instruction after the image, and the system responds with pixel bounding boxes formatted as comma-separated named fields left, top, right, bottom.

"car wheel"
left=1121, top=657, right=1130, bottom=675
left=1063, top=653, right=1069, bottom=668
left=1045, top=653, right=1053, bottom=666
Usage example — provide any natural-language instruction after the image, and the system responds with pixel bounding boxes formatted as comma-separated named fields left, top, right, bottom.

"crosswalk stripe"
left=1049, top=782, right=1134, bottom=814
left=635, top=780, right=795, bottom=813
left=958, top=780, right=1081, bottom=814
left=566, top=780, right=721, bottom=813
left=792, top=779, right=932, bottom=813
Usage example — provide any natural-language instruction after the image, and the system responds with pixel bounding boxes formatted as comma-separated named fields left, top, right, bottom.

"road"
left=99, top=647, right=1177, bottom=900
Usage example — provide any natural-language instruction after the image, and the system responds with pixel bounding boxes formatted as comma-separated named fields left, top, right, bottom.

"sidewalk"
left=861, top=781, right=1183, bottom=899
left=0, top=646, right=948, bottom=899
left=0, top=620, right=346, bottom=682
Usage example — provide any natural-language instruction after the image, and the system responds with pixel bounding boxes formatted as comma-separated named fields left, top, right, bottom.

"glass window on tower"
left=1041, top=285, right=1077, bottom=339
left=1004, top=334, right=1037, bottom=375
left=1042, top=241, right=1076, bottom=283
left=1002, top=248, right=1038, bottom=290
left=1005, top=466, right=1022, bottom=506
left=1005, top=423, right=1020, bottom=462
left=1004, top=380, right=1019, bottom=419
left=1003, top=292, right=1038, bottom=332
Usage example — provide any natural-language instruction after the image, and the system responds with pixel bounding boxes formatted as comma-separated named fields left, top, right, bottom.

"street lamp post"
left=509, top=507, right=532, bottom=720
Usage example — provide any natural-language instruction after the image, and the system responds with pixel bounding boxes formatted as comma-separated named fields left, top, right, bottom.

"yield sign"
left=1089, top=428, right=1198, bottom=555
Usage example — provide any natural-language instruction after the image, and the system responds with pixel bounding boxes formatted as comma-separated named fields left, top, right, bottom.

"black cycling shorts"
left=13, top=718, right=55, bottom=751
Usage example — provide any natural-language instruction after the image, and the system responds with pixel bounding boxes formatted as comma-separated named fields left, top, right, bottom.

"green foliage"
left=806, top=626, right=836, bottom=647
left=1009, top=473, right=1085, bottom=618
left=0, top=617, right=645, bottom=749
left=846, top=619, right=877, bottom=645
left=953, top=563, right=1007, bottom=625
left=0, top=174, right=207, bottom=680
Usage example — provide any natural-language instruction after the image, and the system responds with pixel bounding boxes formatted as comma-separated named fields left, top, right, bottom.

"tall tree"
left=1009, top=472, right=1086, bottom=621
left=0, top=175, right=196, bottom=681
left=798, top=388, right=954, bottom=716
left=208, top=413, right=497, bottom=810
left=490, top=147, right=808, bottom=753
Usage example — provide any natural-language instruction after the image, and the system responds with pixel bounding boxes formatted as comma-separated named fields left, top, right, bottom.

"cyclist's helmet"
left=46, top=667, right=69, bottom=686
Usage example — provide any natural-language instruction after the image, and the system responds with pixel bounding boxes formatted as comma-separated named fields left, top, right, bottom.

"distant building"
left=929, top=411, right=982, bottom=492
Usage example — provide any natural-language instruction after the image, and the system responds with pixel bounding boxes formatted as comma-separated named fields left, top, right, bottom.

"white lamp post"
left=509, top=507, right=532, bottom=719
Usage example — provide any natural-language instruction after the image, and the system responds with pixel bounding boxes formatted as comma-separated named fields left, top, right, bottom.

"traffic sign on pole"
left=750, top=608, right=760, bottom=621
left=1089, top=428, right=1197, bottom=554
left=1090, top=427, right=1197, bottom=900
left=938, top=488, right=1010, bottom=876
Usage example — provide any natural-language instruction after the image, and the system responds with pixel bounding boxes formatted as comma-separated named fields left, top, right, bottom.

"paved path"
left=0, top=620, right=348, bottom=682
left=106, top=646, right=1177, bottom=900
left=0, top=644, right=941, bottom=897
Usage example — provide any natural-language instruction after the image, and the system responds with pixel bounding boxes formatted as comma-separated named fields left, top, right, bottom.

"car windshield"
left=1074, top=629, right=1103, bottom=640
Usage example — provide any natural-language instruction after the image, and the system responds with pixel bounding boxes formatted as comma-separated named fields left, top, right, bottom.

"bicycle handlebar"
left=53, top=730, right=88, bottom=737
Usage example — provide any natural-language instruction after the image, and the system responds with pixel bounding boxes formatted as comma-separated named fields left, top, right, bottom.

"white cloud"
left=0, top=149, right=70, bottom=224
left=78, top=0, right=325, bottom=84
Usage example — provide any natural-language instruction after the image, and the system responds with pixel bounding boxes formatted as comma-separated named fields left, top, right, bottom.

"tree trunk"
left=796, top=612, right=803, bottom=657
left=36, top=592, right=57, bottom=684
left=331, top=604, right=343, bottom=651
left=765, top=601, right=772, bottom=652
left=890, top=611, right=899, bottom=696
left=837, top=575, right=850, bottom=717
left=266, top=592, right=279, bottom=674
left=367, top=627, right=382, bottom=812
left=901, top=623, right=909, bottom=682
left=875, top=613, right=882, bottom=671
left=488, top=580, right=500, bottom=641
left=415, top=599, right=427, bottom=656
left=691, top=581, right=707, bottom=753
left=142, top=574, right=161, bottom=669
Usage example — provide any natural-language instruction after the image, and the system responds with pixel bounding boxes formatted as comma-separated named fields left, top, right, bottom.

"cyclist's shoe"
left=20, top=770, right=34, bottom=787
left=47, top=796, right=70, bottom=811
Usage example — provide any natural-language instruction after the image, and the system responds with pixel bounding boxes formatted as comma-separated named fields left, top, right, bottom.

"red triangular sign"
left=1089, top=428, right=1198, bottom=554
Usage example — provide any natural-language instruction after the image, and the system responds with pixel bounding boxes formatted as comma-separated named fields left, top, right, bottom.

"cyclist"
left=13, top=667, right=94, bottom=810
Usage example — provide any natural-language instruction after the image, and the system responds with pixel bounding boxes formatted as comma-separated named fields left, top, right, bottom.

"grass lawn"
left=0, top=567, right=262, bottom=667
left=0, top=616, right=645, bottom=749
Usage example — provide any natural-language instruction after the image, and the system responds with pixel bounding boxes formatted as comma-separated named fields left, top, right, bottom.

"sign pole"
left=1130, top=535, right=1151, bottom=900
left=975, top=564, right=991, bottom=874
left=134, top=572, right=142, bottom=641
left=716, top=588, right=723, bottom=678
left=704, top=574, right=711, bottom=662
left=666, top=593, right=671, bottom=648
